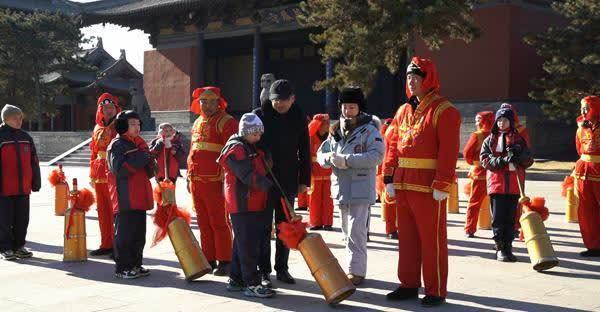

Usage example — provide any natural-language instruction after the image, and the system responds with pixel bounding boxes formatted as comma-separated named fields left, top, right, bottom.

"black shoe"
left=0, top=250, right=16, bottom=261
left=115, top=269, right=140, bottom=279
left=580, top=249, right=600, bottom=257
left=135, top=266, right=151, bottom=277
left=504, top=242, right=517, bottom=262
left=386, top=287, right=418, bottom=301
left=466, top=233, right=475, bottom=238
left=387, top=232, right=399, bottom=239
left=261, top=273, right=272, bottom=288
left=421, top=295, right=446, bottom=307
left=213, top=261, right=230, bottom=276
left=295, top=207, right=308, bottom=211
left=309, top=225, right=323, bottom=231
left=276, top=270, right=296, bottom=284
left=90, top=248, right=113, bottom=256
left=227, top=278, right=244, bottom=292
left=208, top=260, right=217, bottom=270
left=14, top=247, right=33, bottom=259
left=109, top=252, right=115, bottom=260
left=496, top=250, right=510, bottom=262
left=323, top=225, right=333, bottom=231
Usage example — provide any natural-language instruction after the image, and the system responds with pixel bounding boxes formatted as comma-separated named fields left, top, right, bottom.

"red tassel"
left=524, top=197, right=549, bottom=221
left=277, top=220, right=308, bottom=249
left=48, top=168, right=66, bottom=186
left=73, top=188, right=95, bottom=212
left=561, top=176, right=574, bottom=198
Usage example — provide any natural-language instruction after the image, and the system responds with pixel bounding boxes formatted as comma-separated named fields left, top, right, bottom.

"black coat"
left=253, top=102, right=310, bottom=195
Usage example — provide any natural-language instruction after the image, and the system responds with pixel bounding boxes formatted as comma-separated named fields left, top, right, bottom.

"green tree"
left=298, top=0, right=481, bottom=93
left=0, top=9, right=88, bottom=130
left=524, top=0, right=600, bottom=122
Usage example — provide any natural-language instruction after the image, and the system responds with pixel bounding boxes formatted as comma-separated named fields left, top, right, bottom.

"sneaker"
left=90, top=248, right=113, bottom=256
left=135, top=266, right=151, bottom=277
left=421, top=295, right=446, bottom=307
left=465, top=233, right=475, bottom=238
left=387, top=232, right=399, bottom=239
left=295, top=206, right=308, bottom=211
left=261, top=273, right=272, bottom=288
left=226, top=279, right=244, bottom=292
left=244, top=285, right=275, bottom=298
left=323, top=225, right=333, bottom=231
left=1, top=250, right=16, bottom=261
left=309, top=225, right=323, bottom=231
left=347, top=273, right=364, bottom=286
left=386, top=286, right=418, bottom=301
left=14, top=247, right=33, bottom=259
left=115, top=270, right=140, bottom=279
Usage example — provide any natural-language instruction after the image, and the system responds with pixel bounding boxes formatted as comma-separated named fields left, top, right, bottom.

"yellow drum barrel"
left=54, top=182, right=69, bottom=216
left=297, top=233, right=355, bottom=305
left=519, top=211, right=559, bottom=271
left=447, top=182, right=459, bottom=214
left=63, top=209, right=87, bottom=262
left=565, top=187, right=578, bottom=223
left=168, top=217, right=212, bottom=281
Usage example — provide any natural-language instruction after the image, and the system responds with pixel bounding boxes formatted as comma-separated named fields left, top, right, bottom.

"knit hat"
left=495, top=107, right=514, bottom=123
left=239, top=113, right=264, bottom=136
left=1, top=104, right=23, bottom=122
left=269, top=79, right=294, bottom=101
left=338, top=86, right=366, bottom=111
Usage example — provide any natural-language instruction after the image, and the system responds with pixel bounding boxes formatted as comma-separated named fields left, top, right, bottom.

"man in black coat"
left=254, top=79, right=311, bottom=286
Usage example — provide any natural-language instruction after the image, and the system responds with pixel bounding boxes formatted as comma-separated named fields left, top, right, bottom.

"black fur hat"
left=338, top=86, right=366, bottom=111
left=115, top=110, right=141, bottom=134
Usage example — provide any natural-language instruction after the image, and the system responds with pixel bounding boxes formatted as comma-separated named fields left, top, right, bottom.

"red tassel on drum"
left=73, top=188, right=95, bottom=212
left=48, top=168, right=67, bottom=186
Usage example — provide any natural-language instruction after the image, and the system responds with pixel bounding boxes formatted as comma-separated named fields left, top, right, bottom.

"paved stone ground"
left=1, top=166, right=599, bottom=312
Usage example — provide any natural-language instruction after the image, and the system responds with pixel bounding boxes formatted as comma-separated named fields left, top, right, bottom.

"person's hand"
left=291, top=215, right=303, bottom=223
left=332, top=153, right=348, bottom=169
left=385, top=183, right=395, bottom=198
left=507, top=144, right=522, bottom=156
left=186, top=179, right=191, bottom=193
left=297, top=184, right=308, bottom=194
left=433, top=189, right=449, bottom=201
left=164, top=137, right=172, bottom=148
left=502, top=155, right=515, bottom=164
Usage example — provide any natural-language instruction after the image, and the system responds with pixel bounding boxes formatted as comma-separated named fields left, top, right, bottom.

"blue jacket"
left=317, top=113, right=384, bottom=205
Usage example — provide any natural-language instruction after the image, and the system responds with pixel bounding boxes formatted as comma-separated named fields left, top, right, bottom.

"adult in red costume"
left=188, top=87, right=238, bottom=275
left=89, top=93, right=121, bottom=257
left=574, top=95, right=600, bottom=257
left=307, top=114, right=333, bottom=230
left=377, top=118, right=398, bottom=239
left=463, top=111, right=494, bottom=237
left=384, top=57, right=461, bottom=307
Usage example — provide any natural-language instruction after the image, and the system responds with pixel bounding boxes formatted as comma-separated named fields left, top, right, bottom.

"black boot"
left=213, top=261, right=230, bottom=276
left=504, top=242, right=517, bottom=262
left=386, top=286, right=418, bottom=301
left=580, top=249, right=600, bottom=257
left=276, top=270, right=296, bottom=284
left=421, top=295, right=446, bottom=307
left=208, top=260, right=217, bottom=270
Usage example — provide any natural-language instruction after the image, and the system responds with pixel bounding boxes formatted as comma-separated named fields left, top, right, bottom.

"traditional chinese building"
left=0, top=0, right=575, bottom=157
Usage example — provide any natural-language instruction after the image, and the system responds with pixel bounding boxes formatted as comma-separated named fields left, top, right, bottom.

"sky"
left=74, top=0, right=153, bottom=72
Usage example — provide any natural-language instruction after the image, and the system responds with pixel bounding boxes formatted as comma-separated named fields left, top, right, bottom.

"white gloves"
left=433, top=189, right=449, bottom=201
left=385, top=183, right=395, bottom=198
left=331, top=153, right=348, bottom=169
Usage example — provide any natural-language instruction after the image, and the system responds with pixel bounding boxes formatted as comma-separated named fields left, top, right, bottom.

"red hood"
left=582, top=96, right=600, bottom=122
left=95, top=93, right=121, bottom=126
left=308, top=113, right=330, bottom=137
left=190, top=86, right=228, bottom=116
left=477, top=111, right=494, bottom=132
left=405, top=57, right=440, bottom=98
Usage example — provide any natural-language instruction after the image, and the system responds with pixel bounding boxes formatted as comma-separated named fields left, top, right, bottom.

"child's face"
left=4, top=114, right=23, bottom=129
left=497, top=117, right=510, bottom=131
left=341, top=103, right=359, bottom=118
left=244, top=132, right=262, bottom=144
left=126, top=119, right=141, bottom=138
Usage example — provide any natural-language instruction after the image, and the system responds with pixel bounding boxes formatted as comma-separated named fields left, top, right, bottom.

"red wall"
left=144, top=46, right=197, bottom=111
left=415, top=4, right=562, bottom=102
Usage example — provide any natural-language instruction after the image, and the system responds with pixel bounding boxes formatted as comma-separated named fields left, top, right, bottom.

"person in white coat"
left=317, top=87, right=384, bottom=286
